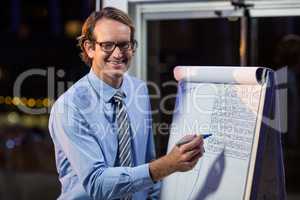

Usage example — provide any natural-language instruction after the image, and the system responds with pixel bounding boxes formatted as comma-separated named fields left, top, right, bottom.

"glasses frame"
left=94, top=40, right=138, bottom=53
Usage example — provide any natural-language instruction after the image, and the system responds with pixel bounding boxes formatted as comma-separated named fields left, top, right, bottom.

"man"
left=49, top=7, right=204, bottom=200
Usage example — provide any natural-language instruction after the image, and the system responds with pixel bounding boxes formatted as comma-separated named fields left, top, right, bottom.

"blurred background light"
left=65, top=20, right=82, bottom=38
left=7, top=112, right=20, bottom=124
left=27, top=98, right=36, bottom=107
left=6, top=139, right=16, bottom=149
left=0, top=96, right=4, bottom=104
left=43, top=98, right=49, bottom=107
left=5, top=96, right=12, bottom=105
left=12, top=97, right=21, bottom=106
left=36, top=99, right=43, bottom=107
left=20, top=97, right=27, bottom=106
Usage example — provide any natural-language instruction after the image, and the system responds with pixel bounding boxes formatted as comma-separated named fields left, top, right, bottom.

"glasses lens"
left=118, top=42, right=131, bottom=50
left=98, top=41, right=137, bottom=52
left=101, top=42, right=115, bottom=52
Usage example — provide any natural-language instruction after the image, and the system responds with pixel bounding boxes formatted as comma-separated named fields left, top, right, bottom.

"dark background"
left=0, top=0, right=92, bottom=199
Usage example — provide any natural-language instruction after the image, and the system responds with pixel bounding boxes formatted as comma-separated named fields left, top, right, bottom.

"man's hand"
left=149, top=135, right=204, bottom=181
left=168, top=135, right=203, bottom=171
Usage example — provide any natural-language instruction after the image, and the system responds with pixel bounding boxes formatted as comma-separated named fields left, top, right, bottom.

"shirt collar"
left=87, top=69, right=128, bottom=103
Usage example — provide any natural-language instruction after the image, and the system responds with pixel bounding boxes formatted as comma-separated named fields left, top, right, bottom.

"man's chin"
left=109, top=69, right=128, bottom=78
left=112, top=66, right=128, bottom=73
left=106, top=61, right=128, bottom=70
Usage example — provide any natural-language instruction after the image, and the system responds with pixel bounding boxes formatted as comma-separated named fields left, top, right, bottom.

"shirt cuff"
left=131, top=163, right=154, bottom=191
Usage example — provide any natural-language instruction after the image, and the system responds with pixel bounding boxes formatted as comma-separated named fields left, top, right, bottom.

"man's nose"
left=111, top=46, right=123, bottom=58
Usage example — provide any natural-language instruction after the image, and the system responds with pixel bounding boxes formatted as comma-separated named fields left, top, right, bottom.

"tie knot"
left=113, top=91, right=125, bottom=103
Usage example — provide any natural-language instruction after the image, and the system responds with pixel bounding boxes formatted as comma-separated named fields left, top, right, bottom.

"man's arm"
left=49, top=100, right=155, bottom=200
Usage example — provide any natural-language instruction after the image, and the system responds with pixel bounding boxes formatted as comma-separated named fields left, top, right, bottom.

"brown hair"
left=77, top=7, right=136, bottom=66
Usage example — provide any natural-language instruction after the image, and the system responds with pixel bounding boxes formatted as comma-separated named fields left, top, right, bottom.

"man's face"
left=88, top=18, right=133, bottom=87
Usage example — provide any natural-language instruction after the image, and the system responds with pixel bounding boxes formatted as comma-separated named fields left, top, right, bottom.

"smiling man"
left=49, top=7, right=204, bottom=200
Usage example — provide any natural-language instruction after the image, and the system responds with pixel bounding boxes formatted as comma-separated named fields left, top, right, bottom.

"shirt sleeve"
left=49, top=98, right=155, bottom=200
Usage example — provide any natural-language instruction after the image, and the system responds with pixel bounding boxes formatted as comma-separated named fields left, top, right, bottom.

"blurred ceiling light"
left=36, top=99, right=43, bottom=107
left=65, top=20, right=82, bottom=38
left=12, top=97, right=21, bottom=106
left=5, top=96, right=12, bottom=105
left=43, top=98, right=49, bottom=107
left=0, top=96, right=4, bottom=104
left=27, top=98, right=36, bottom=107
left=0, top=96, right=53, bottom=108
left=20, top=97, right=27, bottom=106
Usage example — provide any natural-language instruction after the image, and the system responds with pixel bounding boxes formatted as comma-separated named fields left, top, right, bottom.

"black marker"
left=176, top=134, right=212, bottom=147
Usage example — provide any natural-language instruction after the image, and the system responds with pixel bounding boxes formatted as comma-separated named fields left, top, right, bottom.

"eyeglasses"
left=94, top=40, right=137, bottom=53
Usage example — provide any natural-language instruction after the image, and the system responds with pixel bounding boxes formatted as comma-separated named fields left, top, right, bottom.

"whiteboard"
left=160, top=66, right=269, bottom=200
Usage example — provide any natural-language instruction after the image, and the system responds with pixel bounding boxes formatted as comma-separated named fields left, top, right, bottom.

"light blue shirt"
left=49, top=69, right=160, bottom=200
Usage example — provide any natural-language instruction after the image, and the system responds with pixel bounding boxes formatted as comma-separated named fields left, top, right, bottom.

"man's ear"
left=83, top=40, right=95, bottom=59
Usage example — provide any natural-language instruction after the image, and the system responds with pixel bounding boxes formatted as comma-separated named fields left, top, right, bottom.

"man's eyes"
left=119, top=42, right=130, bottom=48
left=103, top=42, right=130, bottom=47
left=102, top=42, right=115, bottom=47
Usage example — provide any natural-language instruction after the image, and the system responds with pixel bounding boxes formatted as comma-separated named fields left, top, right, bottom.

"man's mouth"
left=107, top=60, right=127, bottom=69
left=109, top=61, right=124, bottom=65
